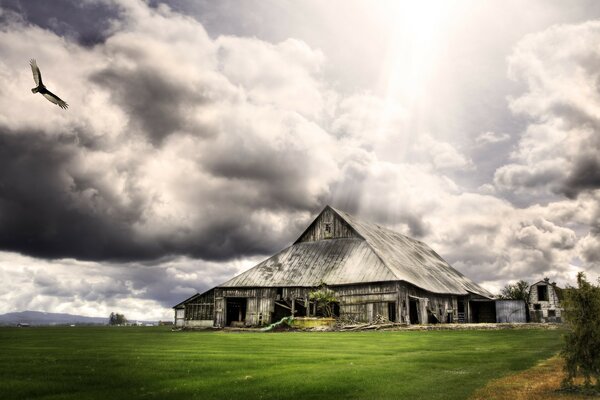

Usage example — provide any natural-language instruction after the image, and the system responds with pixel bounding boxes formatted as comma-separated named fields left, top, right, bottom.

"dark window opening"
left=457, top=300, right=466, bottom=323
left=548, top=309, right=556, bottom=317
left=273, top=300, right=292, bottom=322
left=534, top=304, right=541, bottom=310
left=537, top=285, right=548, bottom=301
left=409, top=299, right=419, bottom=324
left=388, top=302, right=397, bottom=322
left=295, top=299, right=307, bottom=317
left=276, top=287, right=283, bottom=300
left=324, top=222, right=333, bottom=238
left=226, top=298, right=247, bottom=326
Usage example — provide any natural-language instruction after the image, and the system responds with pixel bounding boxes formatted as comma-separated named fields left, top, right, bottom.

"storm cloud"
left=1, top=0, right=600, bottom=318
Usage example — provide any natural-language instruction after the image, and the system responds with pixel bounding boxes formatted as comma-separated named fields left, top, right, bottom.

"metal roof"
left=219, top=205, right=492, bottom=298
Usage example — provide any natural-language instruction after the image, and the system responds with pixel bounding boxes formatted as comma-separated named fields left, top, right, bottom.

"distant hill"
left=0, top=311, right=107, bottom=326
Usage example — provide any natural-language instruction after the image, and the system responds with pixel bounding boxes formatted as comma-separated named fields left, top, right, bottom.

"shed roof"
left=219, top=205, right=492, bottom=298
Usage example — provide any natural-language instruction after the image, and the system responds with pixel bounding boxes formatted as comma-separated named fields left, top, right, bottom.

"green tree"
left=108, top=312, right=127, bottom=326
left=309, top=286, right=338, bottom=318
left=498, top=280, right=530, bottom=301
left=561, top=272, right=600, bottom=389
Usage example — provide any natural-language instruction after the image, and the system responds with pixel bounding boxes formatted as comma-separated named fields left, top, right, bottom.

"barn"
left=173, top=205, right=494, bottom=327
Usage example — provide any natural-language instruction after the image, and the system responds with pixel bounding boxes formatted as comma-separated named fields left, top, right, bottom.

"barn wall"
left=297, top=207, right=359, bottom=243
left=180, top=290, right=215, bottom=328
left=206, top=283, right=473, bottom=327
left=496, top=300, right=526, bottom=323
left=214, top=287, right=277, bottom=327
left=405, top=284, right=459, bottom=324
left=174, top=307, right=185, bottom=327
left=332, top=282, right=399, bottom=322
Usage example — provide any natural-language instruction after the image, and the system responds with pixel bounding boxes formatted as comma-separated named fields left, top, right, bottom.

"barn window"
left=324, top=222, right=332, bottom=233
left=537, top=285, right=548, bottom=301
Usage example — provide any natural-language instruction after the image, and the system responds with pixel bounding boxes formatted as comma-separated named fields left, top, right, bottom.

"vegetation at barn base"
left=561, top=272, right=600, bottom=390
left=308, top=285, right=338, bottom=317
left=0, top=326, right=563, bottom=400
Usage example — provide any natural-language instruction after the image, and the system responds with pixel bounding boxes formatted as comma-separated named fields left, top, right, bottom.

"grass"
left=0, top=326, right=563, bottom=400
left=471, top=355, right=599, bottom=399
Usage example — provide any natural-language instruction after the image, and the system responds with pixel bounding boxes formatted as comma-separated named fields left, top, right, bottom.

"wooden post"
left=291, top=298, right=295, bottom=316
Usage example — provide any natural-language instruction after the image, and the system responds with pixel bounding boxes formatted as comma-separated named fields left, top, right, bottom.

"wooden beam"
left=274, top=301, right=292, bottom=311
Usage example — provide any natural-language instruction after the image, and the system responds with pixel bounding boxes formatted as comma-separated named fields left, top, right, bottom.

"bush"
left=561, top=272, right=600, bottom=389
left=309, top=286, right=338, bottom=318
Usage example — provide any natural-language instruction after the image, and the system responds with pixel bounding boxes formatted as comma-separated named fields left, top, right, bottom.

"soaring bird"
left=29, top=59, right=68, bottom=109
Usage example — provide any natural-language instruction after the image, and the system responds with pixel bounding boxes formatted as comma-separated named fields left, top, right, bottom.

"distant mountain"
left=0, top=311, right=108, bottom=326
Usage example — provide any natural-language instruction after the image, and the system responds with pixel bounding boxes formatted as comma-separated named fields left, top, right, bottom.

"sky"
left=0, top=0, right=599, bottom=320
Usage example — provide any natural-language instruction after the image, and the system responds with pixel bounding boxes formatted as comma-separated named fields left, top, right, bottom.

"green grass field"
left=0, top=326, right=563, bottom=400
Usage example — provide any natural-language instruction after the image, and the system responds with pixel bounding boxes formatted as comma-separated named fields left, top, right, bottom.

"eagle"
left=30, top=59, right=68, bottom=109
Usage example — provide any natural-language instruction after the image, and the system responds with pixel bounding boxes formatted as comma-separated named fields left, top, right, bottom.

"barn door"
left=409, top=299, right=419, bottom=324
left=226, top=298, right=247, bottom=326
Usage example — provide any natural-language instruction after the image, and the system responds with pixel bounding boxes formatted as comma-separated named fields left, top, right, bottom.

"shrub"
left=309, top=286, right=338, bottom=318
left=561, top=272, right=600, bottom=389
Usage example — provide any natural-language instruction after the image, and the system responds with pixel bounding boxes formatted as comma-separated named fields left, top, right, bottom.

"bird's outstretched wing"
left=30, top=59, right=42, bottom=86
left=42, top=90, right=68, bottom=109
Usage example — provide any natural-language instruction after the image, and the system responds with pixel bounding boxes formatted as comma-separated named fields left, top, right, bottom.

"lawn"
left=0, top=326, right=563, bottom=400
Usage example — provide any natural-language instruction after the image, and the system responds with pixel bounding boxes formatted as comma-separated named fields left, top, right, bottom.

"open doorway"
left=470, top=300, right=496, bottom=323
left=388, top=302, right=397, bottom=322
left=409, top=299, right=419, bottom=324
left=226, top=298, right=247, bottom=326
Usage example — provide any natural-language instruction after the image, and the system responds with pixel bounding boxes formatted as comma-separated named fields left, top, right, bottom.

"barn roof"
left=219, top=205, right=492, bottom=298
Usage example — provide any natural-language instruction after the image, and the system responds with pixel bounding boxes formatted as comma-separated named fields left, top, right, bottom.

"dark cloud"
left=91, top=66, right=211, bottom=146
left=0, top=131, right=155, bottom=261
left=0, top=128, right=302, bottom=261
left=561, top=156, right=600, bottom=198
left=0, top=0, right=120, bottom=46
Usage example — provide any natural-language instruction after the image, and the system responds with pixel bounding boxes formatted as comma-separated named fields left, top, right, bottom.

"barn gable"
left=295, top=206, right=361, bottom=243
left=219, top=205, right=492, bottom=298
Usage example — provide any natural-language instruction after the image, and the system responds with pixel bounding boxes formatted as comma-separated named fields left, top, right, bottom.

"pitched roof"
left=219, top=205, right=492, bottom=298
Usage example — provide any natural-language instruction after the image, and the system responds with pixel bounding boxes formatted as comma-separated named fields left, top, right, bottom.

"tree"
left=108, top=312, right=127, bottom=326
left=309, top=286, right=338, bottom=318
left=498, top=280, right=530, bottom=301
left=561, top=272, right=600, bottom=390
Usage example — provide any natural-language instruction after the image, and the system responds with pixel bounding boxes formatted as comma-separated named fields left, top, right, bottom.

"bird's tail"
left=31, top=87, right=38, bottom=93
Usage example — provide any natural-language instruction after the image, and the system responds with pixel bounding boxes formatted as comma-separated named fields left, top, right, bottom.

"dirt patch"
left=470, top=356, right=599, bottom=400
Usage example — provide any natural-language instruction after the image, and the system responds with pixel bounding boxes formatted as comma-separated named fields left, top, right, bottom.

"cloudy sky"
left=1, top=0, right=599, bottom=320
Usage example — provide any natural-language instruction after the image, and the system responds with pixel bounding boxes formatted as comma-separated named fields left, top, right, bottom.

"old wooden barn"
left=173, top=205, right=494, bottom=327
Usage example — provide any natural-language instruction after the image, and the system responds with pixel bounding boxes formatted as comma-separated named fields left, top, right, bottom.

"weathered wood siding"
left=296, top=207, right=359, bottom=243
left=214, top=287, right=277, bottom=327
left=332, top=282, right=400, bottom=322
left=404, top=284, right=460, bottom=324
left=210, top=283, right=469, bottom=326
left=182, top=289, right=215, bottom=328
left=496, top=300, right=526, bottom=323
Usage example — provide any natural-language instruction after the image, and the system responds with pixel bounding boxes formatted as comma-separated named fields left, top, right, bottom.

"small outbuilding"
left=529, top=279, right=562, bottom=322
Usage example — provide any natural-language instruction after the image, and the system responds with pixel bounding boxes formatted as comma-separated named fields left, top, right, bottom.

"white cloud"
left=476, top=131, right=510, bottom=145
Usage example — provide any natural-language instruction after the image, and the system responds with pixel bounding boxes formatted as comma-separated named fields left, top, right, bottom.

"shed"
left=529, top=279, right=562, bottom=322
